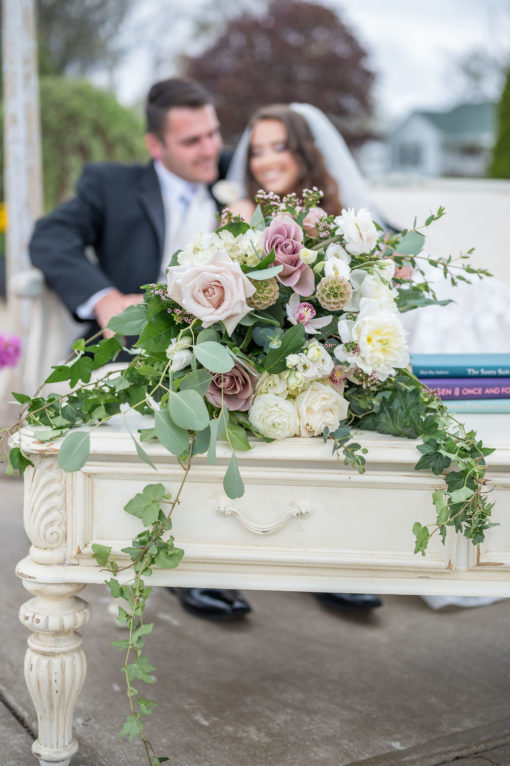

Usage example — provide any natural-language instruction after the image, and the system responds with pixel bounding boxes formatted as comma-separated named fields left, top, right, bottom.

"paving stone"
left=0, top=699, right=34, bottom=766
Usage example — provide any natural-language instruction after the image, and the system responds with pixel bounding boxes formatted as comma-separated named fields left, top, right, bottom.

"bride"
left=227, top=102, right=381, bottom=221
left=228, top=102, right=506, bottom=612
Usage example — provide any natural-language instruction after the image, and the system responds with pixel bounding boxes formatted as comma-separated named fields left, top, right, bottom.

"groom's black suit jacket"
left=29, top=155, right=231, bottom=339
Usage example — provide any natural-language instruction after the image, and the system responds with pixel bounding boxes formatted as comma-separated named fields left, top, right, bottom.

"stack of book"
left=410, top=353, right=510, bottom=413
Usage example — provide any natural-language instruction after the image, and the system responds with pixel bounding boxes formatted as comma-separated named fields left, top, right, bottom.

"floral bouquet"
left=2, top=190, right=496, bottom=759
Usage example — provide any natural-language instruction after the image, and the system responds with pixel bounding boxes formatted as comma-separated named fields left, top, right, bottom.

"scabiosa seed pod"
left=247, top=277, right=279, bottom=309
left=316, top=275, right=353, bottom=311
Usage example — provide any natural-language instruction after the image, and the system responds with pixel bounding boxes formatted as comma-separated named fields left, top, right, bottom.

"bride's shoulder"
left=226, top=198, right=256, bottom=222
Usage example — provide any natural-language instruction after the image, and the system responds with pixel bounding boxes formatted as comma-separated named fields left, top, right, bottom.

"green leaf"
left=191, top=425, right=211, bottom=455
left=396, top=230, right=425, bottom=256
left=138, top=696, right=158, bottom=716
left=57, top=431, right=90, bottom=472
left=107, top=303, right=147, bottom=335
left=7, top=447, right=34, bottom=477
left=413, top=522, right=430, bottom=556
left=178, top=368, right=213, bottom=397
left=449, top=486, right=474, bottom=503
left=169, top=389, right=210, bottom=431
left=45, top=364, right=71, bottom=383
left=130, top=432, right=157, bottom=471
left=250, top=205, right=265, bottom=229
left=124, top=483, right=167, bottom=526
left=91, top=335, right=123, bottom=368
left=223, top=452, right=245, bottom=499
left=264, top=324, right=305, bottom=373
left=126, top=655, right=156, bottom=684
left=69, top=356, right=94, bottom=386
left=118, top=713, right=140, bottom=741
left=225, top=422, right=251, bottom=451
left=91, top=543, right=112, bottom=567
left=154, top=409, right=189, bottom=456
left=193, top=341, right=234, bottom=373
left=11, top=391, right=32, bottom=404
left=245, top=265, right=282, bottom=280
left=432, top=490, right=449, bottom=525
left=207, top=418, right=219, bottom=465
left=196, top=328, right=219, bottom=344
left=154, top=546, right=184, bottom=568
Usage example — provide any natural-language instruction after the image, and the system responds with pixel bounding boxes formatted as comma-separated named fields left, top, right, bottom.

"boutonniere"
left=211, top=179, right=242, bottom=206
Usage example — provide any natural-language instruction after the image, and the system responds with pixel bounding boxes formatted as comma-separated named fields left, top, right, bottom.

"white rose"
left=295, top=380, right=349, bottom=437
left=248, top=394, right=299, bottom=439
left=305, top=340, right=334, bottom=376
left=334, top=208, right=378, bottom=255
left=335, top=298, right=409, bottom=380
left=166, top=251, right=256, bottom=336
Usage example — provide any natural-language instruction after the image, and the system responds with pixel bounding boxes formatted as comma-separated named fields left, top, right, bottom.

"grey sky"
left=108, top=0, right=510, bottom=124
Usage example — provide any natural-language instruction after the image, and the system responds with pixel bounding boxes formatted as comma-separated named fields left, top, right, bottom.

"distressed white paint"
left=15, top=415, right=510, bottom=763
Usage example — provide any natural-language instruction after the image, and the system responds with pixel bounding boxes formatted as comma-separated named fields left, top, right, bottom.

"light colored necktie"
left=160, top=192, right=192, bottom=281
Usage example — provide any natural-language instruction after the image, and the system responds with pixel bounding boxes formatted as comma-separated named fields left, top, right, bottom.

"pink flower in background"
left=205, top=361, right=258, bottom=411
left=0, top=335, right=21, bottom=369
left=263, top=215, right=314, bottom=295
left=286, top=293, right=332, bottom=334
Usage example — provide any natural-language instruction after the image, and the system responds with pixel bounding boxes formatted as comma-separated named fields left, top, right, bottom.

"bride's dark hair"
left=245, top=104, right=342, bottom=216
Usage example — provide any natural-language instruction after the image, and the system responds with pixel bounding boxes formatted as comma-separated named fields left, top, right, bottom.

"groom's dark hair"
left=146, top=78, right=213, bottom=140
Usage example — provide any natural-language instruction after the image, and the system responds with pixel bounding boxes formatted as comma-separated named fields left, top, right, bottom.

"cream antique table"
left=15, top=413, right=510, bottom=765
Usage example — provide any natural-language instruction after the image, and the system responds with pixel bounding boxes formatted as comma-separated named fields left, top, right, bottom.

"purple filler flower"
left=263, top=214, right=314, bottom=296
left=0, top=335, right=21, bottom=369
left=286, top=293, right=332, bottom=334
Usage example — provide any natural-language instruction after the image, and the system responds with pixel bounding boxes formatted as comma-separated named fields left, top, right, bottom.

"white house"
left=388, top=101, right=496, bottom=177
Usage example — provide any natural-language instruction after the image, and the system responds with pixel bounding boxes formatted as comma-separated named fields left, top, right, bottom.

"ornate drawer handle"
left=214, top=496, right=314, bottom=535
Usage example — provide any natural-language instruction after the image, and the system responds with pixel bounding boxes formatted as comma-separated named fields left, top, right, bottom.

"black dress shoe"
left=314, top=592, right=383, bottom=611
left=169, top=587, right=251, bottom=621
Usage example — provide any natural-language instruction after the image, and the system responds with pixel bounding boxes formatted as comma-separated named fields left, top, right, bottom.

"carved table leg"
left=19, top=581, right=90, bottom=766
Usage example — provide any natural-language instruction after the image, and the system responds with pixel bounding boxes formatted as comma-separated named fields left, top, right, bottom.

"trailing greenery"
left=490, top=67, right=510, bottom=179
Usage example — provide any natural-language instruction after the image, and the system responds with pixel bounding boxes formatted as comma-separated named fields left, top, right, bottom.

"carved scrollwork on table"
left=24, top=455, right=66, bottom=564
left=214, top=496, right=315, bottom=535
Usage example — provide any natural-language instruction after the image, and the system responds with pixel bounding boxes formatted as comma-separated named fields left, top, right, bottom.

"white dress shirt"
left=76, top=161, right=199, bottom=320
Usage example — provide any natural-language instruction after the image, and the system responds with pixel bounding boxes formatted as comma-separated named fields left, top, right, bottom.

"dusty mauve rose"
left=205, top=361, right=258, bottom=411
left=166, top=251, right=255, bottom=336
left=263, top=215, right=314, bottom=296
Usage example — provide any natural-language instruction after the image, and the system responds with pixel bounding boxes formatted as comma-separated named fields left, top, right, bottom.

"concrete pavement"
left=2, top=473, right=510, bottom=766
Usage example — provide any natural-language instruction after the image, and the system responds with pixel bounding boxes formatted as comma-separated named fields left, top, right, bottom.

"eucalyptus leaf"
left=196, top=328, right=220, bottom=344
left=223, top=452, right=245, bottom=499
left=396, top=230, right=425, bottom=256
left=130, top=432, right=157, bottom=471
left=249, top=205, right=265, bottom=229
left=169, top=389, right=210, bottom=431
left=207, top=418, right=219, bottom=465
left=178, top=368, right=213, bottom=397
left=245, top=265, right=282, bottom=280
left=193, top=341, right=234, bottom=373
left=154, top=409, right=189, bottom=456
left=57, top=431, right=90, bottom=472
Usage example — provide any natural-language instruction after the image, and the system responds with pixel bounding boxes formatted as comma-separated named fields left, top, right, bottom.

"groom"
left=29, top=76, right=381, bottom=620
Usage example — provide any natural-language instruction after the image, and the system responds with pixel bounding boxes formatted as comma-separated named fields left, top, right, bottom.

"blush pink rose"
left=303, top=207, right=325, bottom=236
left=263, top=215, right=314, bottom=296
left=166, top=251, right=255, bottom=336
left=205, top=361, right=258, bottom=411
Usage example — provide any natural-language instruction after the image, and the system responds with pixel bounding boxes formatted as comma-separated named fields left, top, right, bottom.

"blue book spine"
left=411, top=353, right=510, bottom=378
left=445, top=398, right=510, bottom=413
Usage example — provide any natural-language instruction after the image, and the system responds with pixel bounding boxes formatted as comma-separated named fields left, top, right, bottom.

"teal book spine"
left=446, top=398, right=510, bottom=413
left=410, top=353, right=510, bottom=378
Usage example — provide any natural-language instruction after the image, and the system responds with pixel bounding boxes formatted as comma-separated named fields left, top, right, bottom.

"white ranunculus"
left=166, top=251, right=255, bottom=335
left=335, top=298, right=409, bottom=381
left=344, top=269, right=396, bottom=312
left=334, top=208, right=378, bottom=255
left=305, top=340, right=334, bottom=377
left=255, top=372, right=288, bottom=397
left=166, top=337, right=194, bottom=372
left=324, top=243, right=351, bottom=279
left=295, top=380, right=349, bottom=437
left=248, top=394, right=299, bottom=440
left=295, top=353, right=319, bottom=379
